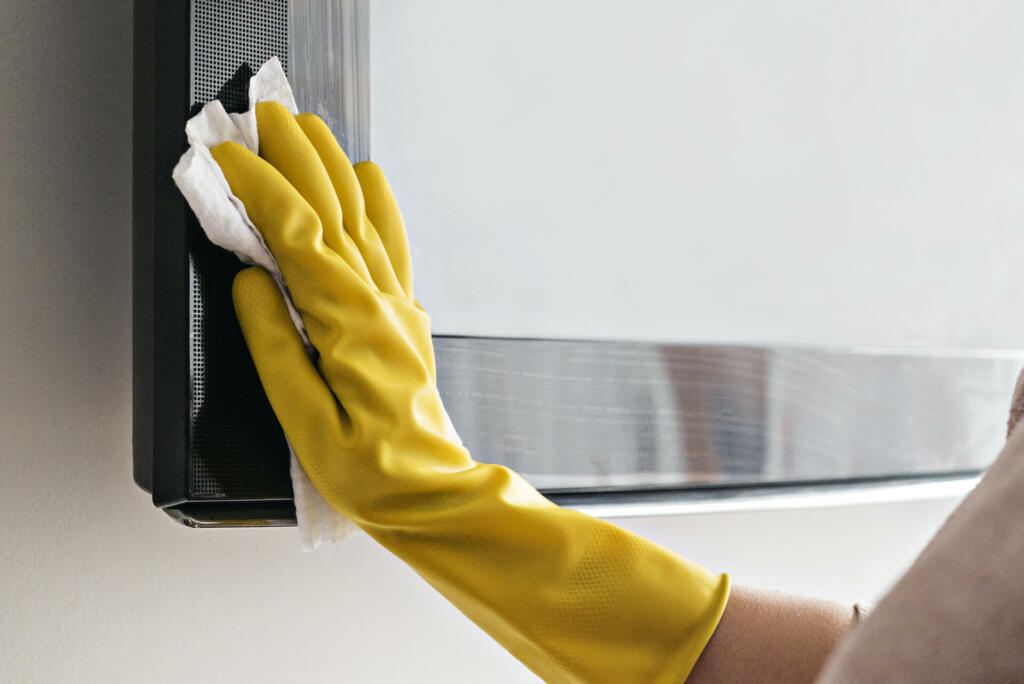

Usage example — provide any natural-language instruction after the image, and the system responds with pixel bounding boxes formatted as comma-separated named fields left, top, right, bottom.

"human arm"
left=216, top=101, right=730, bottom=683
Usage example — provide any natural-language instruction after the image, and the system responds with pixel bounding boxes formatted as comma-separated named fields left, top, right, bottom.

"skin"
left=688, top=587, right=854, bottom=683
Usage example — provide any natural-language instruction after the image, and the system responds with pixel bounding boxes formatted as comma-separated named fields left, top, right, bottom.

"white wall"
left=0, top=2, right=995, bottom=682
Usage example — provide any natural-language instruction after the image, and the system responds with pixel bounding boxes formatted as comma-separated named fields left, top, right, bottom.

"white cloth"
left=171, top=57, right=411, bottom=550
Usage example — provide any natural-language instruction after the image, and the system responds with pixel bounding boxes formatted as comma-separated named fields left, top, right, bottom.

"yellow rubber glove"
left=213, top=101, right=729, bottom=684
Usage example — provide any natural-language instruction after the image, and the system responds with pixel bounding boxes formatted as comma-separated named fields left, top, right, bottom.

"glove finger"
left=211, top=140, right=378, bottom=354
left=353, top=161, right=416, bottom=302
left=254, top=102, right=376, bottom=289
left=232, top=267, right=353, bottom=490
left=295, top=112, right=406, bottom=300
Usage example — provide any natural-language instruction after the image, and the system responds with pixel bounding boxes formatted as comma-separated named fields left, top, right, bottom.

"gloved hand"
left=212, top=101, right=730, bottom=684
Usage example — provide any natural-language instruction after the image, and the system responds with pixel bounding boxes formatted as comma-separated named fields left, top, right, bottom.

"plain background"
left=0, top=1, right=1006, bottom=681
left=374, top=0, right=1024, bottom=346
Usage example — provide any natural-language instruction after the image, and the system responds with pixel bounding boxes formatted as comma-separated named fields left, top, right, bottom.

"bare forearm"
left=688, top=586, right=854, bottom=683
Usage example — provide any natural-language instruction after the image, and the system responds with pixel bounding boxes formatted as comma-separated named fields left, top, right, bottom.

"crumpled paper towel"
left=172, top=57, right=461, bottom=550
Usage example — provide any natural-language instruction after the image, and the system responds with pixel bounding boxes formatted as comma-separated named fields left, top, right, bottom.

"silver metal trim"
left=434, top=338, right=1022, bottom=494
left=289, top=0, right=371, bottom=161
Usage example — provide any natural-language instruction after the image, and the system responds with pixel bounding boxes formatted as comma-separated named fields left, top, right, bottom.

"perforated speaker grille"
left=191, top=0, right=288, bottom=109
left=188, top=0, right=292, bottom=499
